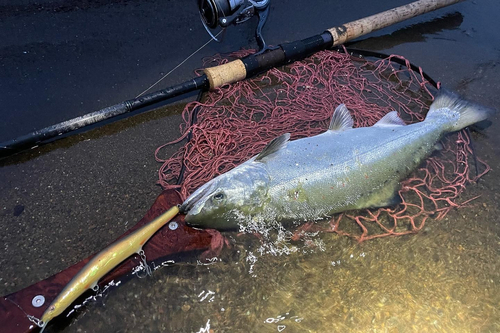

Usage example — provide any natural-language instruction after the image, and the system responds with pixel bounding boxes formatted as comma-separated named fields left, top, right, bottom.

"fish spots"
left=364, top=173, right=369, bottom=179
left=287, top=183, right=307, bottom=202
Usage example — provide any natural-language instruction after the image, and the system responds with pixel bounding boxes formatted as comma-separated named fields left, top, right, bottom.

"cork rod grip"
left=202, top=0, right=460, bottom=90
left=204, top=59, right=247, bottom=90
left=328, top=0, right=462, bottom=46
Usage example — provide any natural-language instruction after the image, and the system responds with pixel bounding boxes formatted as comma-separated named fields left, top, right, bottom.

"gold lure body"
left=38, top=206, right=179, bottom=331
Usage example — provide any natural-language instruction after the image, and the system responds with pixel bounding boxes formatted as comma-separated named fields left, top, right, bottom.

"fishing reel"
left=198, top=0, right=272, bottom=54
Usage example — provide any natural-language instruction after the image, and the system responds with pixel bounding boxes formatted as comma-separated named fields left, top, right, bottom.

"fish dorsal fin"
left=329, top=104, right=354, bottom=131
left=255, top=133, right=290, bottom=161
left=373, top=111, right=406, bottom=127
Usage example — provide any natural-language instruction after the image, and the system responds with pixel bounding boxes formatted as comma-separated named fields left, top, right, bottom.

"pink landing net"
left=155, top=48, right=489, bottom=241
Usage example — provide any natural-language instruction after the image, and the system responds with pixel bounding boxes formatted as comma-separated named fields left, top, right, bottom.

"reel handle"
left=198, top=0, right=272, bottom=53
left=255, top=4, right=276, bottom=55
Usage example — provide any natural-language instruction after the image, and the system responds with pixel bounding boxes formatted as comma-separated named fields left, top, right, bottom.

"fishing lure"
left=36, top=205, right=180, bottom=332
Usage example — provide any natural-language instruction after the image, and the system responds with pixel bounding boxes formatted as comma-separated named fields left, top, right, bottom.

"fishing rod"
left=0, top=0, right=462, bottom=159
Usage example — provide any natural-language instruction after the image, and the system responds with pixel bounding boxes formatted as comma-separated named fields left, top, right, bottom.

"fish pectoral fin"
left=328, top=104, right=354, bottom=132
left=369, top=192, right=402, bottom=208
left=373, top=111, right=406, bottom=127
left=255, top=133, right=290, bottom=161
left=356, top=182, right=402, bottom=209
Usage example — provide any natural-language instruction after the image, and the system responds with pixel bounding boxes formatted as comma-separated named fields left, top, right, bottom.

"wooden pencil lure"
left=36, top=205, right=180, bottom=332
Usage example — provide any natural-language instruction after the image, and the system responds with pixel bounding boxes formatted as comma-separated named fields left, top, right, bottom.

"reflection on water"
left=347, top=12, right=464, bottom=51
left=64, top=198, right=499, bottom=332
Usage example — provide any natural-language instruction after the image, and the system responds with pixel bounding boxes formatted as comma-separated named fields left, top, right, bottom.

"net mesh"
left=155, top=48, right=489, bottom=242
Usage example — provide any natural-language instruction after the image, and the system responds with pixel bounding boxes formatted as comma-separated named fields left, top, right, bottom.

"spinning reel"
left=198, top=0, right=272, bottom=54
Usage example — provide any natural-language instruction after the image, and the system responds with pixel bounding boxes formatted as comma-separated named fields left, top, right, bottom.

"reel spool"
left=198, top=0, right=272, bottom=54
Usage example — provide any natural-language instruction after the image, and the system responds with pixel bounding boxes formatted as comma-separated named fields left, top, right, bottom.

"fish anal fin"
left=255, top=133, right=290, bottom=161
left=373, top=111, right=406, bottom=127
left=329, top=104, right=354, bottom=131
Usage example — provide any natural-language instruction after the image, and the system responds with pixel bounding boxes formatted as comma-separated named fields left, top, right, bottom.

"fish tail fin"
left=426, top=89, right=495, bottom=132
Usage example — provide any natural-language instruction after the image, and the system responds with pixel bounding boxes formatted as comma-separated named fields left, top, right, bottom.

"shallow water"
left=1, top=0, right=499, bottom=332
left=68, top=220, right=500, bottom=332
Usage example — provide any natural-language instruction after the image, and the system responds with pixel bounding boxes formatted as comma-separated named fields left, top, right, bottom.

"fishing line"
left=4, top=297, right=43, bottom=328
left=135, top=30, right=223, bottom=98
left=170, top=47, right=439, bottom=189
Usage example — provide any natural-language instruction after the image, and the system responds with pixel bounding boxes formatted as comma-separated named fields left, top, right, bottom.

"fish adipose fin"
left=255, top=133, right=290, bottom=161
left=373, top=111, right=406, bottom=127
left=427, top=89, right=495, bottom=132
left=329, top=104, right=354, bottom=131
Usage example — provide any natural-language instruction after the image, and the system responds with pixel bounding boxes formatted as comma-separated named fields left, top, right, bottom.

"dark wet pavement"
left=0, top=0, right=499, bottom=332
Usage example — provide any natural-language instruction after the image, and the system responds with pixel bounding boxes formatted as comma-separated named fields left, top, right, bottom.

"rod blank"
left=0, top=76, right=209, bottom=158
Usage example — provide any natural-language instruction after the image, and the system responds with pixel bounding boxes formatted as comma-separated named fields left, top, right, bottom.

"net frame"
left=155, top=47, right=489, bottom=241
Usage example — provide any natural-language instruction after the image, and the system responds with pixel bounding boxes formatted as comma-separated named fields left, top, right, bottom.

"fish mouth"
left=179, top=182, right=214, bottom=214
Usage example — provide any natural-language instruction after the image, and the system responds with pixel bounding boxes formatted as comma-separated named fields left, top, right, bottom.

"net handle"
left=328, top=0, right=461, bottom=46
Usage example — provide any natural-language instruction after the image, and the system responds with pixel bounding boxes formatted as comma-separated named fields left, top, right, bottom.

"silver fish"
left=180, top=90, right=493, bottom=230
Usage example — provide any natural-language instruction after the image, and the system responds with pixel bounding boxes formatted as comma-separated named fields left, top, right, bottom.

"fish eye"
left=213, top=192, right=225, bottom=201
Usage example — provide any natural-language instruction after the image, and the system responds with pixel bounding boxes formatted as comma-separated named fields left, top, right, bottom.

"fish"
left=180, top=90, right=493, bottom=230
